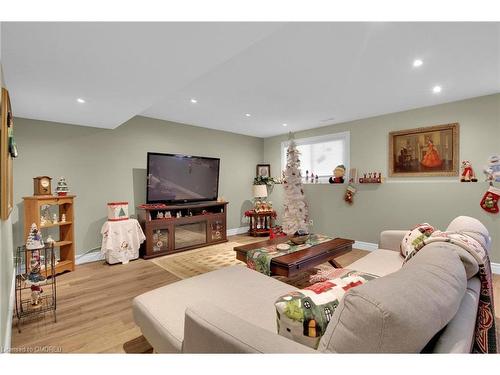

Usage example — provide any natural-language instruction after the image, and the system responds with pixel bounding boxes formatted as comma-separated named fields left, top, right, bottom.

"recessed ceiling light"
left=432, top=85, right=442, bottom=93
left=413, top=59, right=423, bottom=67
left=282, top=123, right=288, bottom=127
left=245, top=113, right=251, bottom=117
left=76, top=98, right=85, bottom=104
left=190, top=98, right=198, bottom=104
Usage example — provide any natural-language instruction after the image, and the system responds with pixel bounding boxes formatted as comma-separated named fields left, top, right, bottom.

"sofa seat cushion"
left=133, top=265, right=297, bottom=353
left=347, top=249, right=404, bottom=277
left=318, top=244, right=467, bottom=353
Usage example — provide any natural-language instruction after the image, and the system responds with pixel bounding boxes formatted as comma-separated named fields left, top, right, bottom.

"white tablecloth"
left=100, top=219, right=146, bottom=264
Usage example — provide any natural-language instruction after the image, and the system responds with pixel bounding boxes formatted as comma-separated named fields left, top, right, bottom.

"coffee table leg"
left=328, top=259, right=342, bottom=268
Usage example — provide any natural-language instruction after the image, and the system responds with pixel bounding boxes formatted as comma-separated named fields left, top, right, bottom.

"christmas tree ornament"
left=460, top=160, right=478, bottom=182
left=26, top=223, right=44, bottom=250
left=55, top=177, right=70, bottom=196
left=282, top=135, right=309, bottom=235
left=25, top=224, right=46, bottom=305
left=480, top=186, right=500, bottom=214
left=61, top=213, right=66, bottom=223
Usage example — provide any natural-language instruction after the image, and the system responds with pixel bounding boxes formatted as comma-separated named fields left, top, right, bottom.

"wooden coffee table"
left=234, top=236, right=354, bottom=278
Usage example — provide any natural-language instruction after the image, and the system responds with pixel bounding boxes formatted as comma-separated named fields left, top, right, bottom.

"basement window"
left=281, top=131, right=350, bottom=183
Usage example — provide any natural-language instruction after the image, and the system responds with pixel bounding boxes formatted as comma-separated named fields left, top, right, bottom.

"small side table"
left=246, top=210, right=277, bottom=237
left=101, top=218, right=146, bottom=264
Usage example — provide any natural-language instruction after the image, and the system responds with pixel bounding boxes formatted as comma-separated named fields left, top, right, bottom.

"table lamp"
left=252, top=185, right=269, bottom=212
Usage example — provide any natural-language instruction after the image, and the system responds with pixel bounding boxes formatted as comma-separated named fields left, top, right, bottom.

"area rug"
left=149, top=240, right=367, bottom=288
left=150, top=241, right=245, bottom=279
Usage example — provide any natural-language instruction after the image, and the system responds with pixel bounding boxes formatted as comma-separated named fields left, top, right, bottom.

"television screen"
left=147, top=153, right=220, bottom=203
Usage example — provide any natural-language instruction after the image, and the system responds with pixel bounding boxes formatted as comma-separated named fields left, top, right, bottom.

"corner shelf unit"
left=23, top=195, right=76, bottom=275
left=137, top=201, right=228, bottom=259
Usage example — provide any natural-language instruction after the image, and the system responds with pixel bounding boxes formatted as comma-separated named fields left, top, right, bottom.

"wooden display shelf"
left=41, top=259, right=73, bottom=276
left=23, top=195, right=76, bottom=275
left=40, top=221, right=73, bottom=229
left=53, top=240, right=72, bottom=247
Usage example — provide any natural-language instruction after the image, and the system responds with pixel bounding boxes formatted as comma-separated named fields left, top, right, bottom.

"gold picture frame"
left=1, top=87, right=14, bottom=220
left=389, top=123, right=459, bottom=177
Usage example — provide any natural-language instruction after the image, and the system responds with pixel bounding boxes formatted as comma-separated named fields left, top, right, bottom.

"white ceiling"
left=2, top=22, right=499, bottom=137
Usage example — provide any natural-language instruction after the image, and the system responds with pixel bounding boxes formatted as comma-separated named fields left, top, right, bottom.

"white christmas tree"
left=282, top=136, right=309, bottom=235
left=26, top=223, right=44, bottom=250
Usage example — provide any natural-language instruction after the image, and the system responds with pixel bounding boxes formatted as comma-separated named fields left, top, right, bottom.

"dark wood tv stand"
left=137, top=201, right=228, bottom=259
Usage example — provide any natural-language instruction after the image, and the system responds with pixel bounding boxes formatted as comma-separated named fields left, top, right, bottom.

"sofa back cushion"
left=318, top=244, right=467, bottom=353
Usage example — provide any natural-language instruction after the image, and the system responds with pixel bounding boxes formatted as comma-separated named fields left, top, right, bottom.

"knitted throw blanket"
left=404, top=228, right=498, bottom=354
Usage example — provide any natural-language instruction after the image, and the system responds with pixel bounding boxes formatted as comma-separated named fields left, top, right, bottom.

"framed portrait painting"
left=389, top=123, right=459, bottom=177
left=256, top=164, right=271, bottom=178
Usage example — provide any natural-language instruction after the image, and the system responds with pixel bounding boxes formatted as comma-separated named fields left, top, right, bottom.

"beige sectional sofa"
left=133, top=216, right=489, bottom=353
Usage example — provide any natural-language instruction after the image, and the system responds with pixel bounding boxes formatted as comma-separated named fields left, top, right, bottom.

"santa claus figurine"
left=461, top=160, right=478, bottom=182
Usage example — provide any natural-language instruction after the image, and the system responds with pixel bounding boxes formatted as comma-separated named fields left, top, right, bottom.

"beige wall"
left=12, top=116, right=262, bottom=255
left=264, top=94, right=500, bottom=262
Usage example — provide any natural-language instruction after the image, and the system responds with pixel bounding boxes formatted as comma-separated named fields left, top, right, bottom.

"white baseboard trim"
left=75, top=250, right=105, bottom=265
left=75, top=228, right=249, bottom=265
left=353, top=241, right=378, bottom=252
left=2, top=271, right=15, bottom=353
left=491, top=262, right=500, bottom=275
left=227, top=226, right=249, bottom=236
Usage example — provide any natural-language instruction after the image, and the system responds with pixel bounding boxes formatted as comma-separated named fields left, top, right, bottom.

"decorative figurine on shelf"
left=460, top=160, right=478, bottom=182
left=55, top=177, right=70, bottom=196
left=315, top=175, right=319, bottom=183
left=52, top=213, right=58, bottom=224
left=26, top=223, right=44, bottom=250
left=348, top=168, right=357, bottom=184
left=157, top=211, right=164, bottom=219
left=25, top=224, right=46, bottom=306
left=484, top=155, right=500, bottom=183
left=165, top=211, right=172, bottom=218
left=61, top=213, right=66, bottom=223
left=329, top=165, right=345, bottom=184
left=305, top=170, right=309, bottom=183
left=40, top=205, right=51, bottom=227
left=310, top=172, right=314, bottom=183
left=45, top=235, right=55, bottom=244
left=358, top=172, right=382, bottom=183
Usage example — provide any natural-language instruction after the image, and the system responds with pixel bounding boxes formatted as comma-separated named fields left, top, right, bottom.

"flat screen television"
left=146, top=152, right=220, bottom=204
